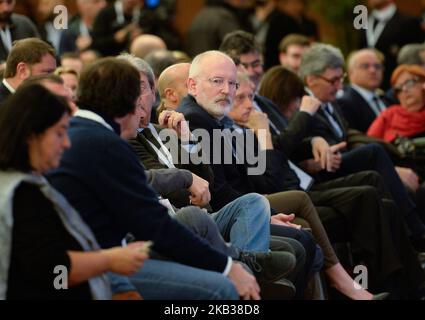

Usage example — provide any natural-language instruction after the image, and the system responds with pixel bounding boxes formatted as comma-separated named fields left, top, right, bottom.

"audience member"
left=91, top=0, right=143, bottom=57
left=59, top=0, right=107, bottom=55
left=36, top=0, right=65, bottom=52
left=220, top=30, right=289, bottom=135
left=278, top=33, right=310, bottom=73
left=0, top=38, right=56, bottom=104
left=337, top=49, right=391, bottom=133
left=397, top=43, right=425, bottom=67
left=120, top=54, right=300, bottom=298
left=0, top=0, right=40, bottom=62
left=55, top=66, right=79, bottom=103
left=358, top=0, right=424, bottom=89
left=368, top=65, right=425, bottom=142
left=130, top=34, right=167, bottom=59
left=46, top=57, right=260, bottom=300
left=157, top=62, right=190, bottom=113
left=264, top=0, right=318, bottom=70
left=229, top=71, right=393, bottom=300
left=300, top=43, right=425, bottom=251
left=23, top=73, right=77, bottom=112
left=144, top=49, right=177, bottom=81
left=187, top=0, right=253, bottom=57
left=0, top=84, right=147, bottom=300
left=60, top=52, right=84, bottom=74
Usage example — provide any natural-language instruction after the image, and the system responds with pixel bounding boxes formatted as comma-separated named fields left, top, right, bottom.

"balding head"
left=188, top=51, right=238, bottom=119
left=158, top=63, right=190, bottom=110
left=189, top=50, right=235, bottom=78
left=347, top=49, right=384, bottom=91
left=130, top=34, right=167, bottom=59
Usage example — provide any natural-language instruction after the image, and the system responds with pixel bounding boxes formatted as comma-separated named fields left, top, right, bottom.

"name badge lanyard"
left=147, top=124, right=176, bottom=168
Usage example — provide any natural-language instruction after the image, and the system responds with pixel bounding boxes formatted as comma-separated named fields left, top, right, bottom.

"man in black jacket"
left=0, top=38, right=56, bottom=105
left=337, top=49, right=392, bottom=133
left=47, top=57, right=261, bottom=300
left=0, top=0, right=40, bottom=62
left=300, top=43, right=425, bottom=251
left=358, top=0, right=424, bottom=89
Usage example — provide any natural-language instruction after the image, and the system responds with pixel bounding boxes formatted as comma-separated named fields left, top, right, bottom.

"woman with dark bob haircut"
left=0, top=84, right=148, bottom=300
left=258, top=65, right=306, bottom=120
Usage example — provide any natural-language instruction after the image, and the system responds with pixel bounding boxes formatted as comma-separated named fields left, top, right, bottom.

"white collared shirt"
left=74, top=109, right=114, bottom=131
left=372, top=3, right=397, bottom=21
left=321, top=103, right=344, bottom=138
left=0, top=26, right=12, bottom=53
left=2, top=79, right=15, bottom=94
left=141, top=123, right=176, bottom=169
left=367, top=4, right=397, bottom=47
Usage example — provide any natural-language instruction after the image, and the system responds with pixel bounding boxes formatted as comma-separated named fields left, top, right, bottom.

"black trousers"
left=310, top=170, right=425, bottom=296
left=318, top=143, right=425, bottom=238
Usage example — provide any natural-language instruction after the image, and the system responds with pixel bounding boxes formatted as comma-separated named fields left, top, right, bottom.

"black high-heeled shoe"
left=372, top=292, right=390, bottom=300
left=328, top=287, right=389, bottom=300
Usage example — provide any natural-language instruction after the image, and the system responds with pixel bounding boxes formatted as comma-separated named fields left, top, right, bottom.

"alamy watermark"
left=353, top=264, right=368, bottom=290
left=158, top=127, right=267, bottom=176
left=353, top=5, right=369, bottom=30
left=53, top=265, right=68, bottom=290
left=52, top=5, right=69, bottom=30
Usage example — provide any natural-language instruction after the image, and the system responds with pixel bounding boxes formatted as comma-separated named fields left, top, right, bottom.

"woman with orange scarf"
left=368, top=65, right=425, bottom=142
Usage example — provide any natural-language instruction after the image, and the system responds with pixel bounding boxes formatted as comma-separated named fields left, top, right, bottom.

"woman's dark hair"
left=0, top=84, right=71, bottom=171
left=77, top=57, right=141, bottom=119
left=258, top=66, right=305, bottom=114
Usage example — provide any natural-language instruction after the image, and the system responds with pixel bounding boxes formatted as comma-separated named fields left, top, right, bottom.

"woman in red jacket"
left=368, top=65, right=425, bottom=142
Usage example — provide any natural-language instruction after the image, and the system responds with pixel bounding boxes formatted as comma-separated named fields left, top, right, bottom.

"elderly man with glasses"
left=337, top=49, right=394, bottom=133
left=300, top=43, right=425, bottom=255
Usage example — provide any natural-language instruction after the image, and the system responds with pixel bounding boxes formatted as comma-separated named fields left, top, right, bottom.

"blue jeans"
left=128, top=259, right=239, bottom=300
left=210, top=193, right=270, bottom=253
left=175, top=206, right=239, bottom=258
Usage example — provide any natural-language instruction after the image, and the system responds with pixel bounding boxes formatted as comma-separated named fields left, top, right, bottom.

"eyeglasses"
left=358, top=63, right=383, bottom=71
left=206, top=77, right=240, bottom=90
left=238, top=59, right=263, bottom=70
left=317, top=73, right=346, bottom=86
left=393, top=78, right=421, bottom=94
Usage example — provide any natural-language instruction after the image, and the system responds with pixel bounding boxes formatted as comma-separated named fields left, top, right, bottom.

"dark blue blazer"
left=47, top=115, right=227, bottom=272
left=0, top=81, right=12, bottom=106
left=337, top=86, right=391, bottom=133
left=178, top=95, right=286, bottom=210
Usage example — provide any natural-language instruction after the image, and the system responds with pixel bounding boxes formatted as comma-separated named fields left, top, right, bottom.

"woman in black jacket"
left=0, top=84, right=148, bottom=300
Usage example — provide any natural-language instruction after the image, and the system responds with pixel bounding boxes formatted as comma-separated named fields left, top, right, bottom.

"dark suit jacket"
left=58, top=15, right=87, bottom=55
left=264, top=10, right=318, bottom=70
left=359, top=10, right=424, bottom=89
left=254, top=94, right=288, bottom=135
left=310, top=103, right=349, bottom=146
left=0, top=81, right=12, bottom=105
left=177, top=95, right=286, bottom=210
left=0, top=14, right=40, bottom=62
left=254, top=94, right=314, bottom=160
left=91, top=4, right=133, bottom=57
left=128, top=124, right=214, bottom=208
left=47, top=115, right=228, bottom=272
left=337, top=85, right=392, bottom=133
